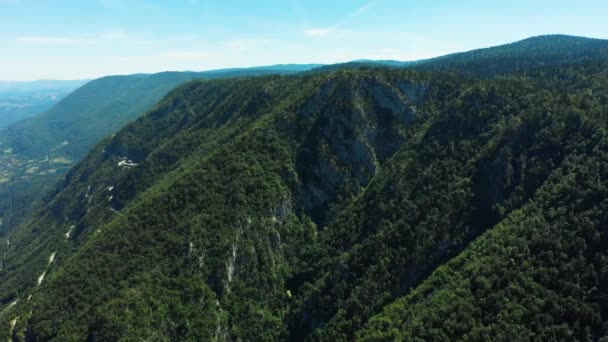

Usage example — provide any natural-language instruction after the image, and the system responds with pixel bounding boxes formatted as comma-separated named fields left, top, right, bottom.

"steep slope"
left=0, top=69, right=439, bottom=340
left=0, top=65, right=320, bottom=236
left=287, top=73, right=608, bottom=340
left=350, top=62, right=608, bottom=340
left=2, top=37, right=608, bottom=341
left=359, top=124, right=608, bottom=341
left=1, top=66, right=321, bottom=160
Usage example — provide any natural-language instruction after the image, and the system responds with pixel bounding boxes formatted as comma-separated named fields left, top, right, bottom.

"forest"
left=0, top=35, right=607, bottom=341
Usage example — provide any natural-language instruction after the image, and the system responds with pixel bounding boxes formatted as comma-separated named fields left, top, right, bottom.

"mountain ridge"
left=1, top=35, right=608, bottom=340
left=0, top=64, right=321, bottom=236
left=309, top=34, right=608, bottom=76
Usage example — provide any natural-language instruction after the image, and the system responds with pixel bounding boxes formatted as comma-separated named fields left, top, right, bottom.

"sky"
left=1, top=0, right=608, bottom=81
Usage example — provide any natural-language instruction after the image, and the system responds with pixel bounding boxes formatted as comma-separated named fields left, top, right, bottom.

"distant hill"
left=2, top=65, right=322, bottom=160
left=0, top=80, right=88, bottom=128
left=415, top=34, right=608, bottom=75
left=0, top=65, right=320, bottom=235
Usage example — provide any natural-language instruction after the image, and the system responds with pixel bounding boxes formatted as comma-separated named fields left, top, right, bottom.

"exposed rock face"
left=295, top=76, right=423, bottom=225
left=0, top=71, right=434, bottom=341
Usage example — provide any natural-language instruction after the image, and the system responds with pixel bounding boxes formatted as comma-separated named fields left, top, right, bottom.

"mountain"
left=311, top=34, right=608, bottom=77
left=414, top=34, right=608, bottom=76
left=0, top=80, right=88, bottom=128
left=1, top=35, right=608, bottom=340
left=0, top=68, right=444, bottom=340
left=296, top=63, right=608, bottom=341
left=0, top=65, right=321, bottom=236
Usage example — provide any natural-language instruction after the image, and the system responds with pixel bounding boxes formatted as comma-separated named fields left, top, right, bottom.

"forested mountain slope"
left=417, top=34, right=608, bottom=76
left=0, top=69, right=440, bottom=340
left=1, top=36, right=608, bottom=341
left=290, top=64, right=608, bottom=340
left=310, top=35, right=608, bottom=78
left=0, top=65, right=320, bottom=236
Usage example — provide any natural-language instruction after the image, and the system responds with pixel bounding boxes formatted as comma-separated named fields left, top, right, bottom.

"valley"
left=0, top=80, right=87, bottom=128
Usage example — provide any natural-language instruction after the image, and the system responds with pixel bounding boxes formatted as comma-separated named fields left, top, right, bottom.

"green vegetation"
left=1, top=35, right=608, bottom=341
left=290, top=67, right=608, bottom=340
left=417, top=34, right=608, bottom=76
left=311, top=34, right=608, bottom=78
left=0, top=65, right=321, bottom=236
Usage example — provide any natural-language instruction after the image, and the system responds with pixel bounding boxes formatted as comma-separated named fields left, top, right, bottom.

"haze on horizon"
left=2, top=0, right=608, bottom=81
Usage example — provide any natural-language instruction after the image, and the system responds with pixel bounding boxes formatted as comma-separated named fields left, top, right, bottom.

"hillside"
left=1, top=36, right=608, bottom=340
left=291, top=62, right=608, bottom=340
left=0, top=65, right=320, bottom=236
left=0, top=70, right=438, bottom=339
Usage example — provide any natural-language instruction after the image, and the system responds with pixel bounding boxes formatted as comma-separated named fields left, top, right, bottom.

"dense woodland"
left=0, top=35, right=608, bottom=341
left=0, top=65, right=320, bottom=236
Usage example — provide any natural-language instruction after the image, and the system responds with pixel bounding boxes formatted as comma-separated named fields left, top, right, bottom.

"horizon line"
left=2, top=33, right=604, bottom=82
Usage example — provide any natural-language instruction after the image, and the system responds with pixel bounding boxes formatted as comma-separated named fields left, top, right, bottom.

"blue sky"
left=1, top=0, right=608, bottom=80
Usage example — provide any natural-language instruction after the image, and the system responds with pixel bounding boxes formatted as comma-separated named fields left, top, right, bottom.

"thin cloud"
left=221, top=38, right=273, bottom=52
left=16, top=36, right=97, bottom=45
left=303, top=28, right=333, bottom=37
left=17, top=32, right=134, bottom=45
left=352, top=1, right=376, bottom=16
left=160, top=50, right=209, bottom=61
left=303, top=0, right=377, bottom=38
left=114, top=50, right=210, bottom=63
